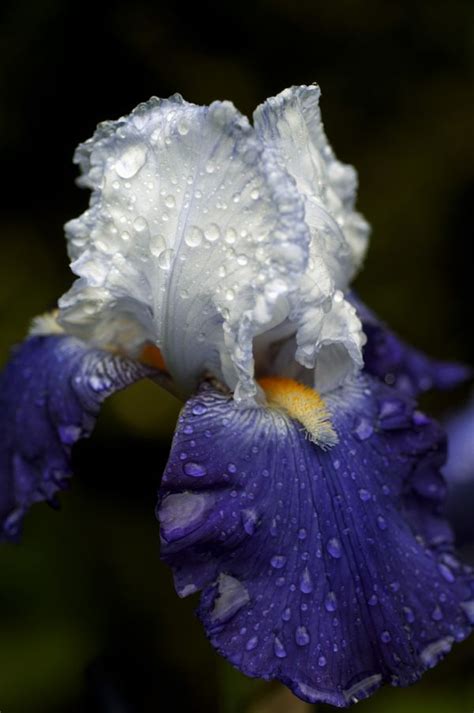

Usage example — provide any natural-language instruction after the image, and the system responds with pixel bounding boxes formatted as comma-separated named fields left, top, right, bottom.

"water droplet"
left=295, top=626, right=310, bottom=646
left=438, top=563, right=455, bottom=583
left=183, top=462, right=207, bottom=478
left=403, top=606, right=415, bottom=623
left=192, top=403, right=207, bottom=416
left=158, top=248, right=175, bottom=270
left=246, top=636, right=258, bottom=651
left=236, top=254, right=248, bottom=266
left=376, top=515, right=387, bottom=531
left=431, top=605, right=443, bottom=621
left=324, top=591, right=338, bottom=612
left=239, top=506, right=257, bottom=535
left=115, top=145, right=147, bottom=179
left=368, top=594, right=378, bottom=607
left=380, top=630, right=391, bottom=643
left=58, top=424, right=81, bottom=445
left=204, top=223, right=221, bottom=242
left=354, top=417, right=373, bottom=441
left=227, top=463, right=237, bottom=473
left=165, top=195, right=176, bottom=209
left=300, top=567, right=313, bottom=594
left=282, top=607, right=291, bottom=621
left=177, top=118, right=190, bottom=136
left=150, top=234, right=166, bottom=257
left=327, top=537, right=342, bottom=559
left=389, top=581, right=400, bottom=593
left=274, top=636, right=287, bottom=658
left=270, top=555, right=286, bottom=569
left=224, top=228, right=237, bottom=244
left=120, top=230, right=131, bottom=242
left=298, top=528, right=307, bottom=541
left=133, top=216, right=147, bottom=232
left=318, top=655, right=327, bottom=668
left=358, top=488, right=371, bottom=502
left=205, top=161, right=216, bottom=174
left=185, top=226, right=203, bottom=247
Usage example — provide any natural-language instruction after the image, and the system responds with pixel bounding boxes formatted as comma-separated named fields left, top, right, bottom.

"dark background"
left=0, top=1, right=473, bottom=712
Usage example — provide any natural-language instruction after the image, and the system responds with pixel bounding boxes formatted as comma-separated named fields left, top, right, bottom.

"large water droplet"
left=295, top=626, right=310, bottom=646
left=192, top=403, right=207, bottom=416
left=115, top=145, right=147, bottom=179
left=185, top=226, right=203, bottom=247
left=324, top=591, right=338, bottom=612
left=158, top=248, right=175, bottom=270
left=204, top=223, right=221, bottom=242
left=183, top=462, right=207, bottom=478
left=150, top=234, right=166, bottom=257
left=380, top=630, right=392, bottom=643
left=274, top=636, right=287, bottom=658
left=438, top=562, right=455, bottom=583
left=327, top=537, right=342, bottom=559
left=133, top=216, right=148, bottom=233
left=358, top=488, right=371, bottom=502
left=270, top=555, right=286, bottom=569
left=318, top=655, right=327, bottom=668
left=353, top=417, right=374, bottom=441
left=246, top=636, right=258, bottom=651
left=300, top=567, right=313, bottom=594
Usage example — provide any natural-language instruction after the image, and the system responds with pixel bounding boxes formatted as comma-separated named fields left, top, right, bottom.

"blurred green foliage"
left=0, top=0, right=473, bottom=711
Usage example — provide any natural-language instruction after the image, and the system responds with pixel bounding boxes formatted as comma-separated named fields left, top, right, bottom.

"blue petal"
left=0, top=335, right=153, bottom=540
left=350, top=294, right=471, bottom=396
left=157, top=378, right=474, bottom=707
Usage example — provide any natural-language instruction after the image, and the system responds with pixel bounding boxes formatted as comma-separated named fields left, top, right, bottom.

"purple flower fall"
left=0, top=85, right=472, bottom=706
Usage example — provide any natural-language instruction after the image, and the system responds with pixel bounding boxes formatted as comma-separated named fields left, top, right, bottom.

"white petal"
left=58, top=96, right=310, bottom=401
left=254, top=84, right=368, bottom=390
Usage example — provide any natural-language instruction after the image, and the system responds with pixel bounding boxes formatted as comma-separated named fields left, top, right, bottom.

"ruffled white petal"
left=58, top=95, right=310, bottom=402
left=254, top=84, right=369, bottom=391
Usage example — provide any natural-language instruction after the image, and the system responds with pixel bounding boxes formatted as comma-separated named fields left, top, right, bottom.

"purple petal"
left=350, top=294, right=471, bottom=396
left=0, top=335, right=153, bottom=540
left=157, top=378, right=474, bottom=707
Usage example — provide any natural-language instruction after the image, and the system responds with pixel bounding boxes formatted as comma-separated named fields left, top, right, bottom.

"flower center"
left=258, top=376, right=338, bottom=449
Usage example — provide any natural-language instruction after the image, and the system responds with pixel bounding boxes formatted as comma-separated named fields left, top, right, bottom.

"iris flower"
left=1, top=85, right=473, bottom=707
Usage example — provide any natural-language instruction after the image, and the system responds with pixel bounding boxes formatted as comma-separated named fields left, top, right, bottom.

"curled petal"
left=157, top=379, right=474, bottom=706
left=351, top=294, right=471, bottom=396
left=0, top=335, right=154, bottom=540
left=59, top=95, right=310, bottom=402
left=254, top=85, right=368, bottom=391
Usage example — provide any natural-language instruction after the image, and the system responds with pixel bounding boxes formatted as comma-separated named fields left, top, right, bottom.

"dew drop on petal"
left=274, top=636, right=287, bottom=658
left=184, top=226, right=203, bottom=248
left=183, top=462, right=207, bottom=478
left=380, top=630, right=392, bottom=643
left=282, top=607, right=291, bottom=622
left=295, top=626, right=310, bottom=646
left=246, top=636, right=258, bottom=652
left=150, top=234, right=166, bottom=257
left=300, top=567, right=313, bottom=594
left=324, top=591, right=338, bottom=612
left=158, top=248, right=175, bottom=270
left=318, top=655, right=327, bottom=668
left=204, top=223, right=221, bottom=242
left=270, top=555, right=286, bottom=569
left=327, top=537, right=342, bottom=559
left=358, top=488, right=371, bottom=502
left=376, top=515, right=387, bottom=531
left=115, top=145, right=147, bottom=179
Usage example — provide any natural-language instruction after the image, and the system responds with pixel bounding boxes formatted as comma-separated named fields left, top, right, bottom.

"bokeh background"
left=1, top=1, right=473, bottom=711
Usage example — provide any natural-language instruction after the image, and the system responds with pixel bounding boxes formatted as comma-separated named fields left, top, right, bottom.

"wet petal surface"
left=0, top=335, right=153, bottom=540
left=157, top=378, right=474, bottom=706
left=59, top=95, right=309, bottom=401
